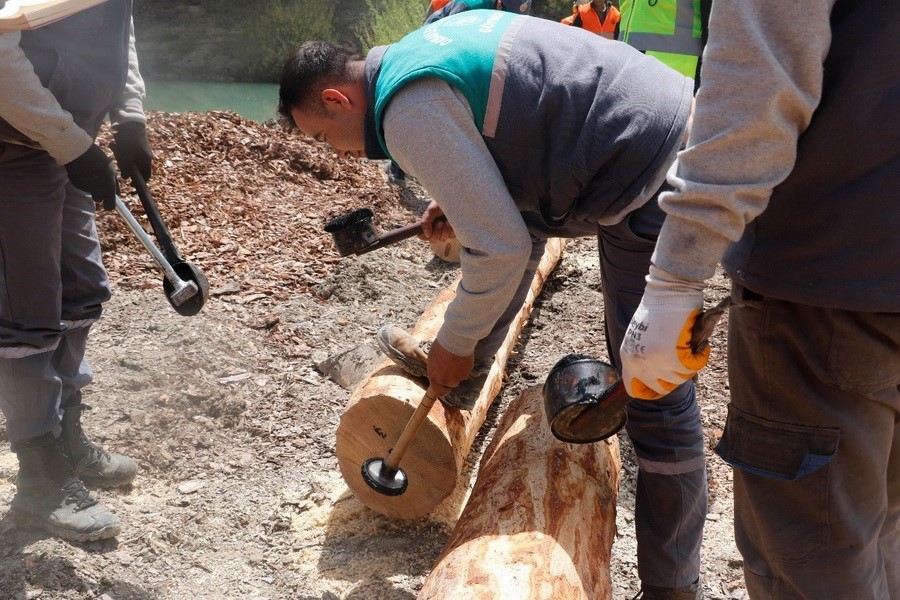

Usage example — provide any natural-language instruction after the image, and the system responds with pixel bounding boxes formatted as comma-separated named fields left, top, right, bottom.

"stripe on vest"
left=483, top=16, right=524, bottom=138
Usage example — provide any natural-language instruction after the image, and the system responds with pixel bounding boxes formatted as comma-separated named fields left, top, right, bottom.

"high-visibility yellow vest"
left=618, top=0, right=703, bottom=78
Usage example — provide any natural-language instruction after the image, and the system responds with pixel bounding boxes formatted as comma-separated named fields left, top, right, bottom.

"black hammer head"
left=324, top=208, right=379, bottom=256
left=542, top=353, right=627, bottom=443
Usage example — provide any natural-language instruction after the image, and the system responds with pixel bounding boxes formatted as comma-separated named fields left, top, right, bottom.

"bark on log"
left=335, top=238, right=566, bottom=519
left=418, top=386, right=621, bottom=600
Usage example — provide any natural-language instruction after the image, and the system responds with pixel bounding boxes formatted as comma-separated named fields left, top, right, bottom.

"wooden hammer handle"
left=384, top=386, right=440, bottom=470
left=357, top=215, right=448, bottom=256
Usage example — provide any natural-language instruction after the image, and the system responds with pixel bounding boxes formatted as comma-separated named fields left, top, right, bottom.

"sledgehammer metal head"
left=325, top=208, right=424, bottom=257
left=543, top=298, right=734, bottom=444
left=543, top=354, right=628, bottom=444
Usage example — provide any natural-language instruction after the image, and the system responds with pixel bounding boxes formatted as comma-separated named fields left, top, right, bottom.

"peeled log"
left=335, top=238, right=565, bottom=520
left=418, top=386, right=621, bottom=600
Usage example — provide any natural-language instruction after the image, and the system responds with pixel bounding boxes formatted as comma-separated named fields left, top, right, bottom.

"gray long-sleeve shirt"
left=369, top=13, right=691, bottom=355
left=653, top=0, right=836, bottom=283
left=384, top=79, right=533, bottom=357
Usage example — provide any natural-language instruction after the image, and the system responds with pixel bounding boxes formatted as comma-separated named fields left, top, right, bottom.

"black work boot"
left=376, top=324, right=493, bottom=410
left=634, top=578, right=704, bottom=600
left=12, top=432, right=121, bottom=542
left=61, top=403, right=137, bottom=487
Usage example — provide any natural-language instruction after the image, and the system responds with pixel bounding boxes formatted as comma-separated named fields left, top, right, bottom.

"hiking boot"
left=12, top=432, right=121, bottom=542
left=377, top=324, right=430, bottom=378
left=61, top=403, right=137, bottom=487
left=634, top=578, right=704, bottom=600
left=376, top=324, right=493, bottom=411
left=438, top=367, right=491, bottom=411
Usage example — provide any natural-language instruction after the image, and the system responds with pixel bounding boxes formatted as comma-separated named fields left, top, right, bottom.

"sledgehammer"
left=115, top=170, right=209, bottom=316
left=544, top=297, right=733, bottom=443
left=325, top=207, right=444, bottom=257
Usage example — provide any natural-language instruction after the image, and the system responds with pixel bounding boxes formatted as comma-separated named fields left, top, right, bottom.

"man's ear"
left=321, top=88, right=352, bottom=112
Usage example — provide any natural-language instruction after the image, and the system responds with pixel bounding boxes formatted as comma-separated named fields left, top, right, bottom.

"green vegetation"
left=245, top=0, right=339, bottom=81
left=133, top=0, right=344, bottom=82
left=133, top=1, right=580, bottom=82
left=357, top=0, right=425, bottom=51
left=356, top=0, right=576, bottom=49
left=535, top=0, right=577, bottom=20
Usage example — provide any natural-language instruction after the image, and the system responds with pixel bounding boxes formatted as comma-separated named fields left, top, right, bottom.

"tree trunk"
left=418, top=386, right=621, bottom=600
left=335, top=238, right=566, bottom=519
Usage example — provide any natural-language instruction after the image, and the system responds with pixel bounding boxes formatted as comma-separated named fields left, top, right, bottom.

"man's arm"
left=653, top=0, right=835, bottom=282
left=619, top=0, right=836, bottom=399
left=0, top=31, right=92, bottom=163
left=108, top=17, right=152, bottom=182
left=382, top=78, right=533, bottom=358
left=108, top=17, right=146, bottom=127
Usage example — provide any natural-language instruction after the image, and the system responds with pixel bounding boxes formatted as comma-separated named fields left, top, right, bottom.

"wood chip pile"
left=96, top=110, right=410, bottom=304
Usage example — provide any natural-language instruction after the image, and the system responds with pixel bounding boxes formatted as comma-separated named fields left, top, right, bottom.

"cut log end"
left=335, top=239, right=567, bottom=519
left=336, top=380, right=457, bottom=520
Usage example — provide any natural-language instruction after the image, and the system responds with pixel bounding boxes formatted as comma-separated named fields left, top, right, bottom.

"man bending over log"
left=278, top=11, right=704, bottom=599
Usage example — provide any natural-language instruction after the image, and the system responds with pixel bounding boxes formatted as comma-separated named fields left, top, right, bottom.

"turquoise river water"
left=144, top=80, right=279, bottom=123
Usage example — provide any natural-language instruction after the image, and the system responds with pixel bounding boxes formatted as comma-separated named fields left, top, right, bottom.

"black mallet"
left=325, top=208, right=426, bottom=257
left=361, top=385, right=440, bottom=496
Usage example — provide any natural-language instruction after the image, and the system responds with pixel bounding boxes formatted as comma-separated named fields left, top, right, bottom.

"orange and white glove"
left=620, top=266, right=710, bottom=400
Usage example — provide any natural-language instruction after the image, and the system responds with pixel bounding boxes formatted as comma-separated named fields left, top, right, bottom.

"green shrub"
left=357, top=0, right=425, bottom=51
left=532, top=0, right=577, bottom=21
left=245, top=0, right=339, bottom=81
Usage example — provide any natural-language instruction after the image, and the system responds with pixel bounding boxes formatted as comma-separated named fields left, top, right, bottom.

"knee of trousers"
left=625, top=380, right=706, bottom=467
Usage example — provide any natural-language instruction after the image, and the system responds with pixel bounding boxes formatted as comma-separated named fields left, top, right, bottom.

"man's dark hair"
left=277, top=41, right=362, bottom=129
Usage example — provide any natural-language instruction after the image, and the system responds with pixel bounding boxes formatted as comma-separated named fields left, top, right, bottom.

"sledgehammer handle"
left=114, top=196, right=199, bottom=305
left=355, top=216, right=448, bottom=256
left=115, top=196, right=183, bottom=286
left=358, top=222, right=424, bottom=256
left=689, top=297, right=734, bottom=351
left=127, top=169, right=184, bottom=265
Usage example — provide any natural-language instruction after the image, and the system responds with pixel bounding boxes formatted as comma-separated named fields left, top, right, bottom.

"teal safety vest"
left=365, top=10, right=693, bottom=229
left=373, top=10, right=514, bottom=158
left=619, top=0, right=703, bottom=78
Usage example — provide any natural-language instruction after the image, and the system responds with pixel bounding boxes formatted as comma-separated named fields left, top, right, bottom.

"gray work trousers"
left=476, top=197, right=707, bottom=589
left=719, top=287, right=900, bottom=599
left=0, top=142, right=111, bottom=446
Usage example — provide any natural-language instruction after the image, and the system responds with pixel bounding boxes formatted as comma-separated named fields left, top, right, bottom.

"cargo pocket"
left=716, top=404, right=840, bottom=563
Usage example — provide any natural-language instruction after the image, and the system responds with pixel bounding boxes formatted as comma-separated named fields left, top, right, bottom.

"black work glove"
left=64, top=144, right=119, bottom=210
left=111, top=121, right=153, bottom=182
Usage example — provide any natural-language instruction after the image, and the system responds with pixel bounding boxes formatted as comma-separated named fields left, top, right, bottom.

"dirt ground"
left=0, top=112, right=747, bottom=600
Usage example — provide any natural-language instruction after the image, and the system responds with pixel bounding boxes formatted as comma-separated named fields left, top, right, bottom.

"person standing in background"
left=561, top=0, right=621, bottom=40
left=0, top=0, right=150, bottom=541
left=618, top=0, right=710, bottom=89
left=424, top=0, right=531, bottom=24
